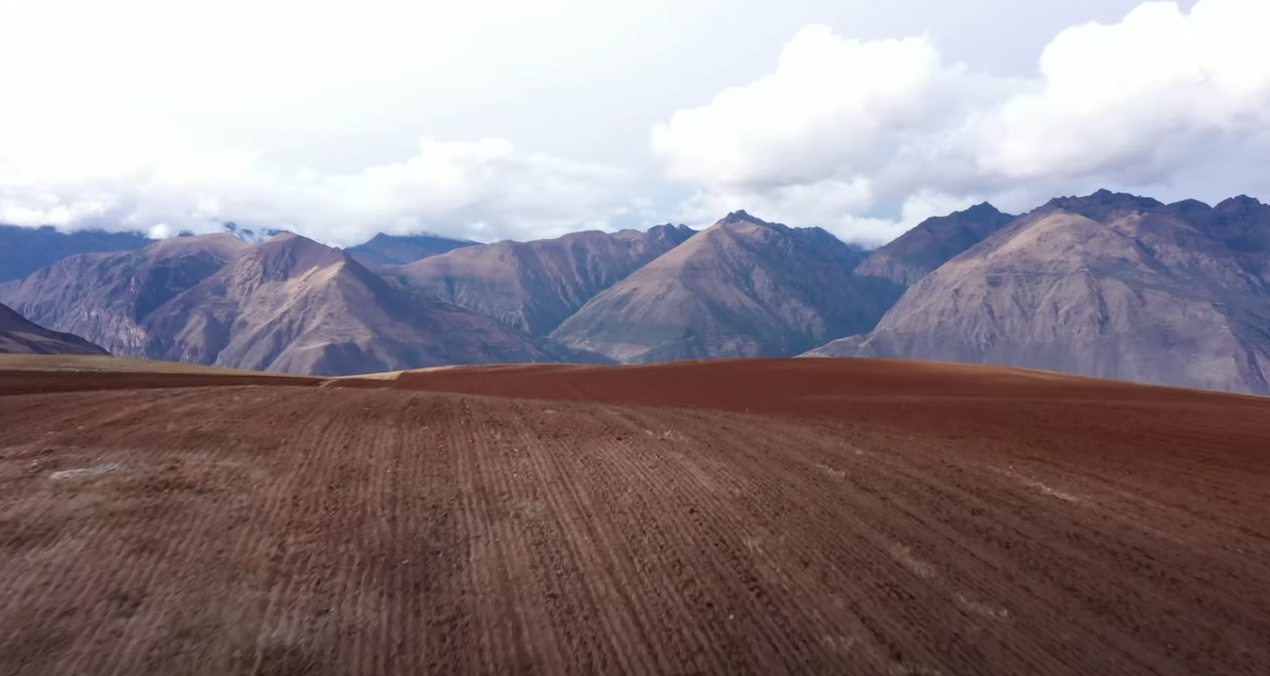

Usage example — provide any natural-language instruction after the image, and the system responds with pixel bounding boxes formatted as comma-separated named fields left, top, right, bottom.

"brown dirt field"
left=0, top=354, right=318, bottom=377
left=0, top=355, right=320, bottom=396
left=1, top=358, right=1269, bottom=675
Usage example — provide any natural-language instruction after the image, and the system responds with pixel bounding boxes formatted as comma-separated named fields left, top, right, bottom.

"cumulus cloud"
left=0, top=1, right=639, bottom=246
left=0, top=134, right=632, bottom=246
left=652, top=0, right=1270, bottom=243
left=3, top=0, right=1266, bottom=248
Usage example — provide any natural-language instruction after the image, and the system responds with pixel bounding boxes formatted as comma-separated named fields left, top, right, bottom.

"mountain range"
left=810, top=191, right=1270, bottom=394
left=3, top=189, right=1268, bottom=394
left=0, top=233, right=545, bottom=374
left=549, top=212, right=901, bottom=362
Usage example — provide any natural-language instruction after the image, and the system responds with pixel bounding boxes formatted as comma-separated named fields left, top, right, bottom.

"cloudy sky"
left=1, top=0, right=1267, bottom=247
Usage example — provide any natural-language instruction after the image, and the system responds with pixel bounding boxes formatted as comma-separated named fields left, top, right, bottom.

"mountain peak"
left=854, top=200, right=1017, bottom=287
left=246, top=231, right=348, bottom=277
left=645, top=223, right=698, bottom=246
left=345, top=232, right=480, bottom=267
left=549, top=211, right=900, bottom=363
left=395, top=225, right=698, bottom=337
left=963, top=202, right=1003, bottom=217
left=722, top=210, right=768, bottom=225
left=1041, top=190, right=1164, bottom=220
left=1215, top=195, right=1265, bottom=213
left=364, top=232, right=478, bottom=246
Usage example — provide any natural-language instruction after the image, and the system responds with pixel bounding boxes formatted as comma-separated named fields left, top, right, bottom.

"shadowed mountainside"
left=0, top=224, right=153, bottom=283
left=345, top=233, right=480, bottom=267
left=854, top=202, right=1016, bottom=286
left=0, top=302, right=108, bottom=356
left=393, top=224, right=696, bottom=336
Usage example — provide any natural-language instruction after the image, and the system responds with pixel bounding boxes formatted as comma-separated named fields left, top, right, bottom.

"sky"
left=1, top=0, right=1267, bottom=247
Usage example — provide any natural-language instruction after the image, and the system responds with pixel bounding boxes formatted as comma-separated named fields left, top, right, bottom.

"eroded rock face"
left=394, top=224, right=697, bottom=337
left=807, top=192, right=1270, bottom=395
left=549, top=212, right=902, bottom=364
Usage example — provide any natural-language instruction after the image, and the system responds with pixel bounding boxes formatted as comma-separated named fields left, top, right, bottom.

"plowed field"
left=1, top=359, right=1268, bottom=675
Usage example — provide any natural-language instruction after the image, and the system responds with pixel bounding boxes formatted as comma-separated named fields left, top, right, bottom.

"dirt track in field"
left=1, top=359, right=1268, bottom=675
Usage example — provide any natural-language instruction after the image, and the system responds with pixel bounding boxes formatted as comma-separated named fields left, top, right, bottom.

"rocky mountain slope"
left=854, top=202, right=1016, bottom=286
left=393, top=224, right=696, bottom=336
left=0, top=224, right=153, bottom=283
left=0, top=234, right=251, bottom=357
left=549, top=212, right=903, bottom=363
left=0, top=233, right=546, bottom=375
left=345, top=233, right=480, bottom=267
left=807, top=190, right=1270, bottom=395
left=0, top=302, right=108, bottom=355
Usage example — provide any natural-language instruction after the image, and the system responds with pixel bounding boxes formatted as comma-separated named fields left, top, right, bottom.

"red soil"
left=1, top=358, right=1268, bottom=675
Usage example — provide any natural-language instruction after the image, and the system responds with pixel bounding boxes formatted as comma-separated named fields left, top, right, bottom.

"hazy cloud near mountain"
left=1, top=0, right=1265, bottom=247
left=653, top=0, right=1270, bottom=244
left=0, top=133, right=633, bottom=247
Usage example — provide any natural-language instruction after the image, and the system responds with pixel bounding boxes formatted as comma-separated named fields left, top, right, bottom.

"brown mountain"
left=0, top=302, right=107, bottom=355
left=548, top=211, right=903, bottom=363
left=345, top=233, right=479, bottom=267
left=806, top=190, right=1270, bottom=395
left=393, top=224, right=696, bottom=336
left=854, top=202, right=1016, bottom=286
left=0, top=224, right=153, bottom=283
left=0, top=234, right=251, bottom=357
left=1, top=233, right=547, bottom=375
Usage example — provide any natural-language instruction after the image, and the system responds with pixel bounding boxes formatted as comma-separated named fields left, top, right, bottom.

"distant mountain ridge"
left=549, top=211, right=902, bottom=363
left=0, top=224, right=153, bottom=283
left=854, top=202, right=1016, bottom=286
left=807, top=191, right=1270, bottom=395
left=394, top=224, right=697, bottom=336
left=0, top=233, right=546, bottom=375
left=5, top=192, right=1270, bottom=394
left=345, top=233, right=480, bottom=267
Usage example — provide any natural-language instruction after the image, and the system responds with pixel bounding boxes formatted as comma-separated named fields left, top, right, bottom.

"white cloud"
left=2, top=0, right=1263, bottom=248
left=0, top=1, right=642, bottom=245
left=652, top=0, right=1270, bottom=243
left=0, top=135, right=631, bottom=246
